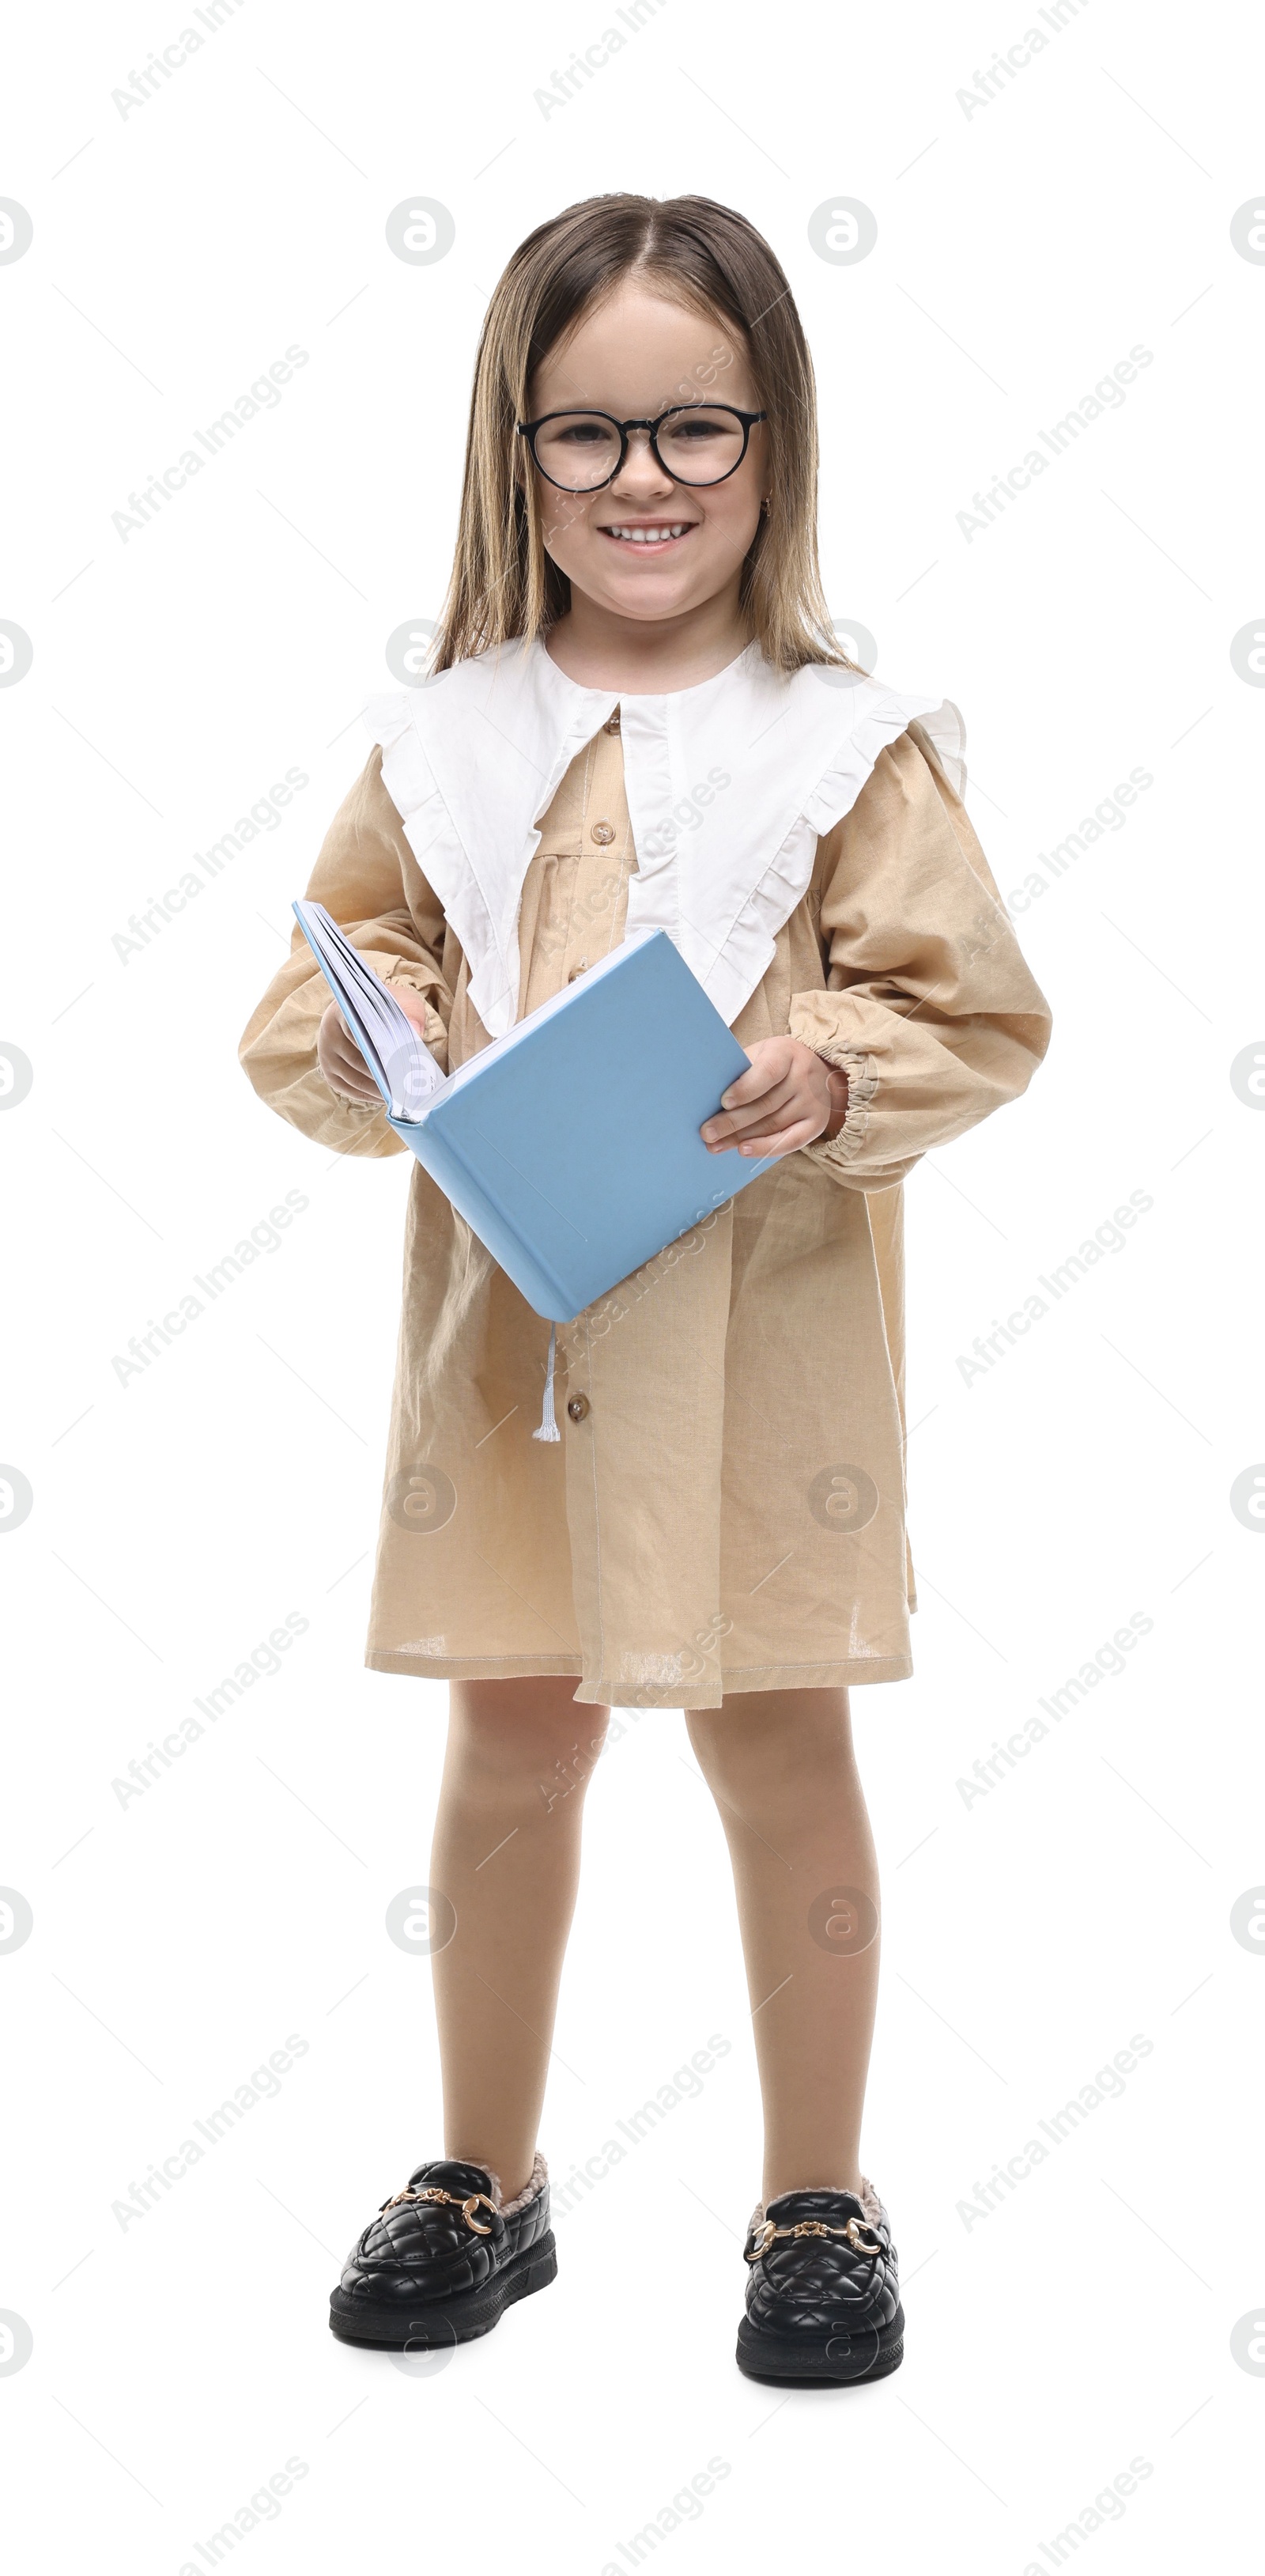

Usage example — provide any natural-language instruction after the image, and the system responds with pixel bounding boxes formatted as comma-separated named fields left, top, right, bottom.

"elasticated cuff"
left=802, top=1044, right=878, bottom=1170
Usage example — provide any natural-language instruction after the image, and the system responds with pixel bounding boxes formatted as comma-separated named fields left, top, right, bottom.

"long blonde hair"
left=432, top=193, right=854, bottom=676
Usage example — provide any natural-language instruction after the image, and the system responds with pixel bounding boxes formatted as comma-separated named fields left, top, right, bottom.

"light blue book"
left=293, top=901, right=780, bottom=1323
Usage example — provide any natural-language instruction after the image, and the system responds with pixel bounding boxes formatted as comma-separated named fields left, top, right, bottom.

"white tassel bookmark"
left=533, top=1322, right=561, bottom=1442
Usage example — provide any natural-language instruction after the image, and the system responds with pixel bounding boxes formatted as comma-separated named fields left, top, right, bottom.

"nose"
left=609, top=426, right=677, bottom=497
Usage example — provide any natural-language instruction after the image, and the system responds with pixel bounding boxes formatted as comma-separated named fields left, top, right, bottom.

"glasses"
left=515, top=404, right=768, bottom=494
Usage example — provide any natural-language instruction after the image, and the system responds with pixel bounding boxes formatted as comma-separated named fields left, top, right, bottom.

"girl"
left=240, top=193, right=1051, bottom=2384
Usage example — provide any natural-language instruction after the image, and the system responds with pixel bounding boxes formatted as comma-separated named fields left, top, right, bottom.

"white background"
left=2, top=0, right=1263, bottom=2567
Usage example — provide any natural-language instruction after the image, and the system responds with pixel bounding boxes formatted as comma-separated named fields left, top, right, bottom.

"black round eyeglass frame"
left=515, top=404, right=768, bottom=493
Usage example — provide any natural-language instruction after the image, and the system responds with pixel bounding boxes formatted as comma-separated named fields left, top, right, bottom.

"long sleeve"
left=789, top=724, right=1052, bottom=1190
left=238, top=748, right=453, bottom=1156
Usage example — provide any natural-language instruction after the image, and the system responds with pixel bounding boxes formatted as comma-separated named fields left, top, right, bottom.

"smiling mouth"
left=598, top=522, right=696, bottom=548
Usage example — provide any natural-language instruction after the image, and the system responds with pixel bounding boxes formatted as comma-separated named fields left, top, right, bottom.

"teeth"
left=607, top=524, right=688, bottom=543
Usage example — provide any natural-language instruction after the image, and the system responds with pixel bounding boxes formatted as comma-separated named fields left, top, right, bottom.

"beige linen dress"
left=240, top=705, right=1051, bottom=1708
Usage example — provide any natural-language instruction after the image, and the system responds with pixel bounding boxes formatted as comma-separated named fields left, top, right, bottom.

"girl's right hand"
left=316, top=985, right=432, bottom=1105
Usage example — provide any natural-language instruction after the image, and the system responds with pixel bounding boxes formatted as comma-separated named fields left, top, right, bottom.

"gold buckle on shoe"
left=745, top=2214, right=882, bottom=2263
left=380, top=2184, right=497, bottom=2236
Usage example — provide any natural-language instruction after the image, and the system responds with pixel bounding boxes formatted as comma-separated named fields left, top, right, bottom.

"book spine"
left=392, top=1115, right=577, bottom=1323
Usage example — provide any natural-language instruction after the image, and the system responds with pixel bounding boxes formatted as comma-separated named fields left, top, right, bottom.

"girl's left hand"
left=700, top=1036, right=848, bottom=1159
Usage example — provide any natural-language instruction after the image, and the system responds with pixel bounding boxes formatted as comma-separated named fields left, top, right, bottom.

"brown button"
left=603, top=710, right=621, bottom=733
left=591, top=819, right=616, bottom=845
left=566, top=1394, right=590, bottom=1422
left=566, top=959, right=587, bottom=983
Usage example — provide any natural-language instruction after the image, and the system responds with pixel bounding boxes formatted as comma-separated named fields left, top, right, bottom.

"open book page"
left=293, top=901, right=445, bottom=1120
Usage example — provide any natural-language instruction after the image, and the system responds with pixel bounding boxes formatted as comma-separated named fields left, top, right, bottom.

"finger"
left=327, top=1006, right=357, bottom=1047
left=703, top=1076, right=802, bottom=1144
left=390, top=985, right=433, bottom=1034
left=322, top=1031, right=370, bottom=1085
left=319, top=1028, right=379, bottom=1100
left=724, top=1093, right=823, bottom=1143
left=736, top=1117, right=821, bottom=1158
left=318, top=1005, right=350, bottom=1053
left=330, top=1029, right=372, bottom=1079
left=719, top=1053, right=789, bottom=1109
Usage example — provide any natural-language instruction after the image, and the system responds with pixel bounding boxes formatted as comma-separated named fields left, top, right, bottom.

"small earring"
left=761, top=495, right=772, bottom=516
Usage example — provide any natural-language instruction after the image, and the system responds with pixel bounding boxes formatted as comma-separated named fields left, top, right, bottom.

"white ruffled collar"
left=364, top=636, right=963, bottom=1038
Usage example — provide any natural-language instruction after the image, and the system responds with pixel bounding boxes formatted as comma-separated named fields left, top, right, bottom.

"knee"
left=686, top=1692, right=852, bottom=1801
left=448, top=1683, right=609, bottom=1810
left=685, top=1704, right=780, bottom=1801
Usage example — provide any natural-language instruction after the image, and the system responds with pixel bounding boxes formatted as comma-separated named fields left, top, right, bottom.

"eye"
left=660, top=408, right=742, bottom=447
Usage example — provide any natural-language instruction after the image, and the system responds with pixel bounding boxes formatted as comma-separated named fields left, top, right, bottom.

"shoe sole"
left=329, top=2233, right=558, bottom=2351
left=736, top=2302, right=905, bottom=2386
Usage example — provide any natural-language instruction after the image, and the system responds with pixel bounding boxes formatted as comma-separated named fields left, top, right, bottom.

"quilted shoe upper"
left=743, top=2185, right=900, bottom=2340
left=338, top=2157, right=551, bottom=2309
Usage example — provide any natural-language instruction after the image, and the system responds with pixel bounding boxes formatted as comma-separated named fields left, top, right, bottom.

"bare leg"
left=429, top=1677, right=609, bottom=2200
left=685, top=1689, right=878, bottom=2205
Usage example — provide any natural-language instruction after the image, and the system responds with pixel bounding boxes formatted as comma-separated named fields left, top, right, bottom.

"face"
left=523, top=280, right=769, bottom=626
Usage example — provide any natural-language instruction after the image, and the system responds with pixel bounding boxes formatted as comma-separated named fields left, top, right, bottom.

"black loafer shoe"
left=736, top=2181, right=904, bottom=2385
left=329, top=2154, right=556, bottom=2350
